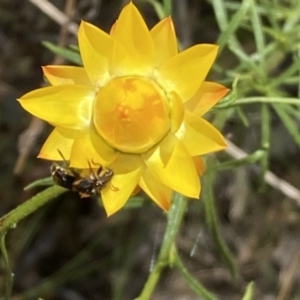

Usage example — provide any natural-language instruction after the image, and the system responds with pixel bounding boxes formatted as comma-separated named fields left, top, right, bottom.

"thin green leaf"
left=123, top=196, right=145, bottom=208
left=162, top=0, right=172, bottom=15
left=24, top=177, right=54, bottom=191
left=209, top=0, right=229, bottom=31
left=272, top=103, right=300, bottom=148
left=211, top=0, right=262, bottom=74
left=212, top=76, right=239, bottom=110
left=249, top=0, right=266, bottom=69
left=284, top=103, right=300, bottom=120
left=260, top=104, right=270, bottom=189
left=42, top=41, right=82, bottom=65
left=236, top=106, right=250, bottom=127
left=260, top=0, right=280, bottom=31
left=270, top=59, right=300, bottom=88
left=202, top=165, right=238, bottom=279
left=143, top=0, right=166, bottom=19
left=174, top=250, right=218, bottom=300
left=216, top=0, right=250, bottom=54
left=69, top=44, right=79, bottom=51
left=231, top=97, right=300, bottom=106
left=241, top=282, right=254, bottom=300
left=261, top=104, right=270, bottom=149
left=283, top=0, right=300, bottom=32
left=0, top=233, right=13, bottom=300
left=209, top=149, right=264, bottom=172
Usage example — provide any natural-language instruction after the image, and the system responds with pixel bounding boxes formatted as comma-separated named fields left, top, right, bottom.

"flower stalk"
left=0, top=186, right=65, bottom=235
left=136, top=192, right=188, bottom=300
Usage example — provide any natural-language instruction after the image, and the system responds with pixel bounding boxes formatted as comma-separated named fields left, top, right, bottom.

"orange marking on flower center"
left=117, top=105, right=130, bottom=121
left=94, top=76, right=170, bottom=153
left=123, top=78, right=137, bottom=92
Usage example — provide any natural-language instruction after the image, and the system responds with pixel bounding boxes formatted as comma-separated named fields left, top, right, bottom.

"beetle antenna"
left=57, top=149, right=68, bottom=167
left=56, top=149, right=80, bottom=177
left=87, top=160, right=97, bottom=179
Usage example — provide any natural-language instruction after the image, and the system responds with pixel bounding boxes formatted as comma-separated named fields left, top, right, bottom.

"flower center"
left=94, top=77, right=170, bottom=153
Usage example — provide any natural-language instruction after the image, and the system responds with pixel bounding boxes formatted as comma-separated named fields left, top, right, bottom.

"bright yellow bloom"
left=18, top=2, right=228, bottom=216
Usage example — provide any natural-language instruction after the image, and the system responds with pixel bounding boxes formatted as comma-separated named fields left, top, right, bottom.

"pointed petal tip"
left=41, top=66, right=50, bottom=77
left=219, top=136, right=228, bottom=148
left=159, top=198, right=170, bottom=211
left=144, top=135, right=201, bottom=198
left=78, top=20, right=97, bottom=34
left=79, top=19, right=87, bottom=27
left=158, top=43, right=220, bottom=101
left=41, top=65, right=53, bottom=76
left=204, top=43, right=219, bottom=57
left=104, top=208, right=116, bottom=217
left=162, top=16, right=176, bottom=33
left=189, top=184, right=201, bottom=199
left=162, top=16, right=173, bottom=25
left=101, top=187, right=129, bottom=217
left=123, top=0, right=139, bottom=13
left=101, top=158, right=143, bottom=216
left=41, top=65, right=54, bottom=71
left=217, top=87, right=230, bottom=100
left=100, top=190, right=121, bottom=217
left=37, top=153, right=44, bottom=159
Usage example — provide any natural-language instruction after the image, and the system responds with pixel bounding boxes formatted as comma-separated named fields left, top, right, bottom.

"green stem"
left=1, top=233, right=12, bottom=300
left=0, top=185, right=65, bottom=299
left=0, top=186, right=65, bottom=235
left=174, top=250, right=218, bottom=300
left=136, top=193, right=188, bottom=300
left=231, top=96, right=300, bottom=105
left=163, top=0, right=172, bottom=15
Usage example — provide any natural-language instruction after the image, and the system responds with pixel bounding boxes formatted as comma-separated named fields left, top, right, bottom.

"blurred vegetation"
left=1, top=0, right=300, bottom=299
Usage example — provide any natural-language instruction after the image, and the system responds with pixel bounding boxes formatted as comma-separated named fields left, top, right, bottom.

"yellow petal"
left=112, top=2, right=154, bottom=74
left=18, top=85, right=95, bottom=130
left=143, top=134, right=200, bottom=198
left=185, top=81, right=229, bottom=115
left=110, top=21, right=117, bottom=36
left=38, top=127, right=79, bottom=160
left=193, top=156, right=205, bottom=176
left=42, top=66, right=92, bottom=86
left=78, top=21, right=113, bottom=86
left=156, top=44, right=218, bottom=102
left=101, top=153, right=143, bottom=216
left=70, top=128, right=116, bottom=168
left=139, top=169, right=171, bottom=210
left=150, top=17, right=178, bottom=66
left=176, top=111, right=227, bottom=156
left=169, top=91, right=184, bottom=133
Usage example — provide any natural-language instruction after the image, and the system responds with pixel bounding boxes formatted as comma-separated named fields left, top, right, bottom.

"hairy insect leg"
left=109, top=182, right=119, bottom=191
left=90, top=159, right=103, bottom=176
left=87, top=160, right=99, bottom=179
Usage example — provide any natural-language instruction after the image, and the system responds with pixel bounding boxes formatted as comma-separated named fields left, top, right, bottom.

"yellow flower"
left=18, top=2, right=228, bottom=216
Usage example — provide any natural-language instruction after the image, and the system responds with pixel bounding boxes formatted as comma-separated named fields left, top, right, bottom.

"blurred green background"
left=1, top=0, right=300, bottom=299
